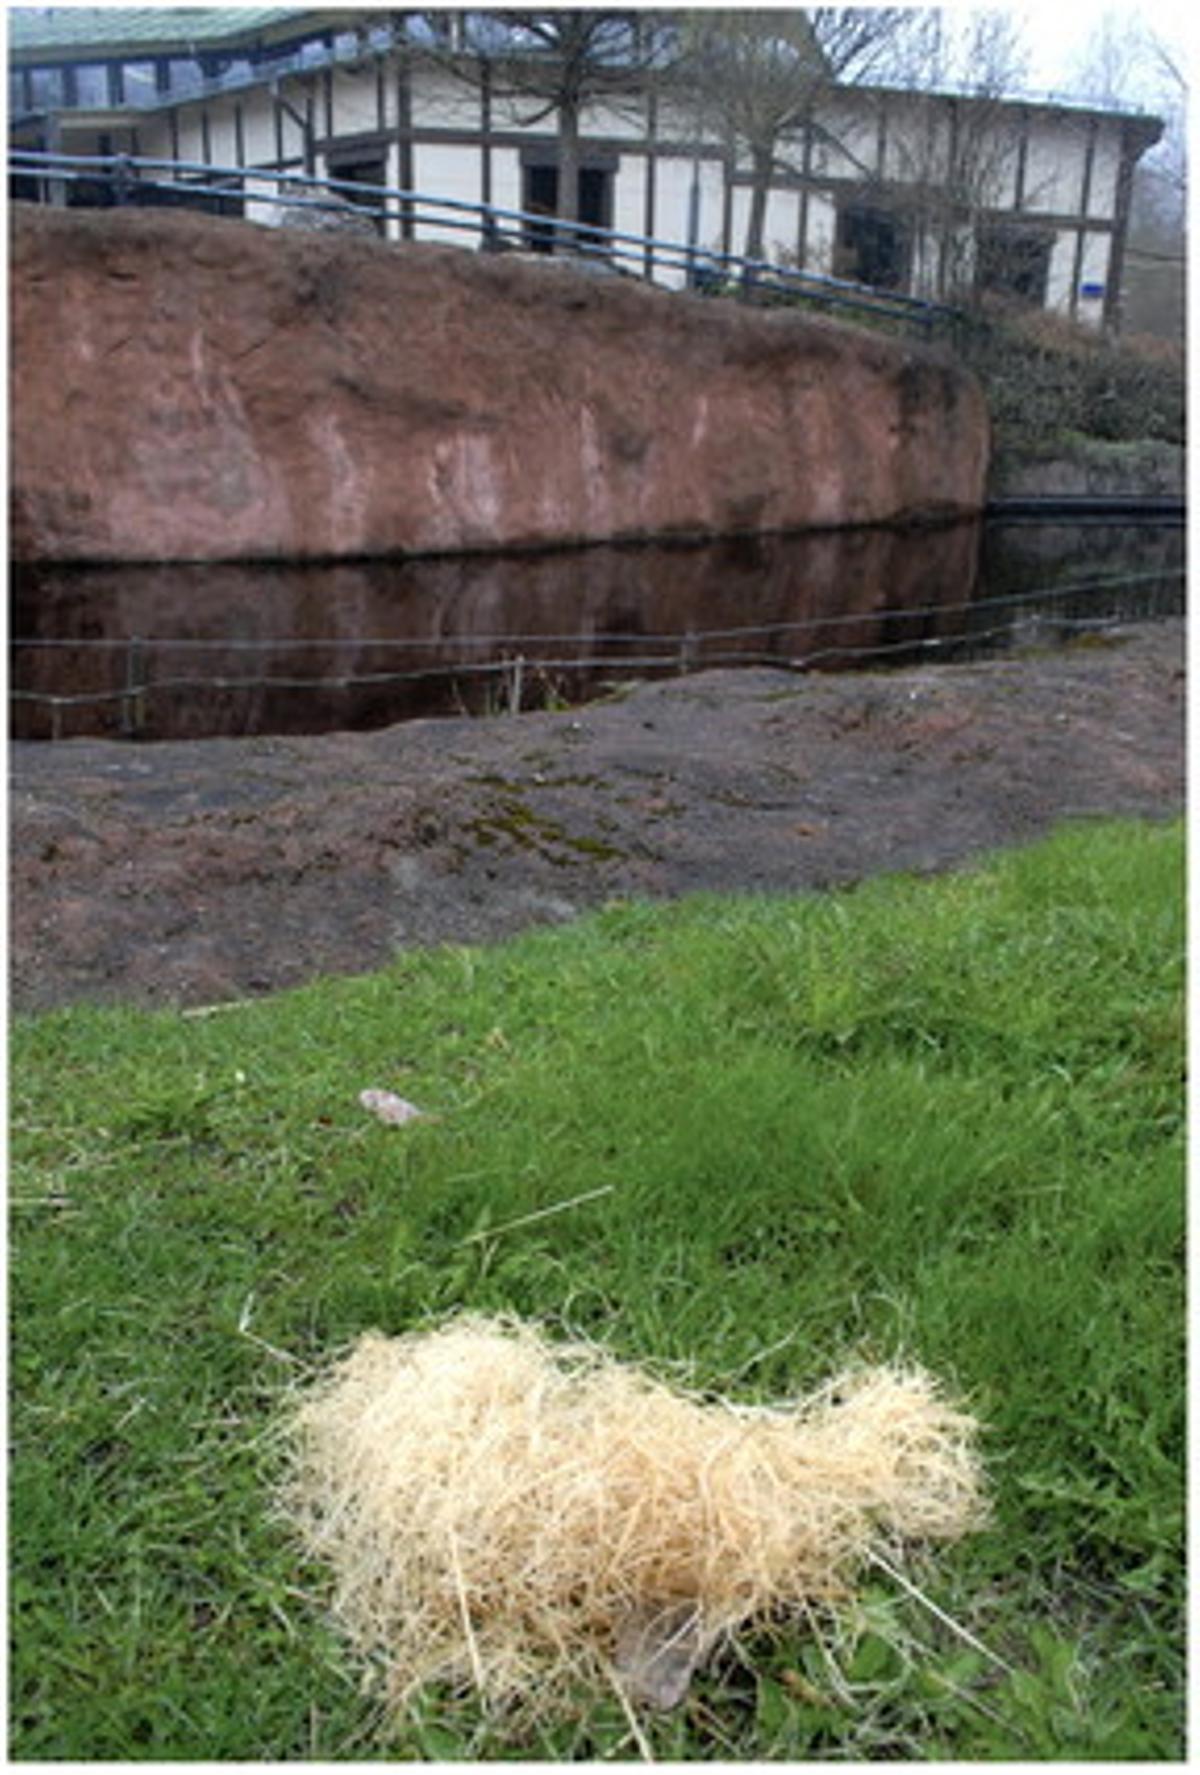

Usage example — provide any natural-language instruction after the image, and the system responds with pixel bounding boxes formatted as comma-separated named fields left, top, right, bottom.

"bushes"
left=952, top=304, right=1185, bottom=455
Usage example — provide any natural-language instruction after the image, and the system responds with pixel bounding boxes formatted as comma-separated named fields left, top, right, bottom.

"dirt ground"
left=10, top=619, right=1185, bottom=1015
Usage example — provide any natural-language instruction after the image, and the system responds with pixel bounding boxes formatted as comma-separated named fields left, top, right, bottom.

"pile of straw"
left=279, top=1314, right=984, bottom=1716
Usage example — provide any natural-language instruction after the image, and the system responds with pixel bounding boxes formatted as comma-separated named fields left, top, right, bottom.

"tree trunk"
left=744, top=145, right=773, bottom=263
left=556, top=96, right=581, bottom=253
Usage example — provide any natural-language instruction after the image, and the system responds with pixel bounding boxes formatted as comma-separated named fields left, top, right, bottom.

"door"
left=521, top=159, right=612, bottom=254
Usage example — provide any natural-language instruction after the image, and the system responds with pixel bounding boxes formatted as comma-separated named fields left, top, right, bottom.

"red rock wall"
left=11, top=204, right=990, bottom=564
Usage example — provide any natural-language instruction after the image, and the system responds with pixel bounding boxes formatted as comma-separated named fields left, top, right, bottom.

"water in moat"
left=11, top=515, right=1184, bottom=742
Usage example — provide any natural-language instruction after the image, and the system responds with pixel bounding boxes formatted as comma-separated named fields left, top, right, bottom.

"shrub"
left=953, top=304, right=1185, bottom=453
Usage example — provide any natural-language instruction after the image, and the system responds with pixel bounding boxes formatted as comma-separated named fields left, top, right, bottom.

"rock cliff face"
left=11, top=204, right=989, bottom=564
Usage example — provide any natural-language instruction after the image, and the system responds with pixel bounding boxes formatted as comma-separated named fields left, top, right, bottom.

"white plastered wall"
left=489, top=86, right=554, bottom=134
left=907, top=224, right=942, bottom=301
left=763, top=186, right=799, bottom=262
left=328, top=63, right=384, bottom=136
left=403, top=66, right=471, bottom=129
left=410, top=140, right=483, bottom=246
left=132, top=113, right=172, bottom=158
left=688, top=152, right=728, bottom=261
left=580, top=96, right=645, bottom=141
left=1022, top=112, right=1087, bottom=215
left=489, top=146, right=523, bottom=218
left=651, top=153, right=696, bottom=276
left=1084, top=128, right=1121, bottom=219
left=239, top=99, right=277, bottom=167
left=1074, top=230, right=1115, bottom=326
left=809, top=97, right=878, bottom=184
left=612, top=151, right=646, bottom=246
left=970, top=116, right=1023, bottom=211
left=804, top=192, right=836, bottom=277
left=727, top=184, right=750, bottom=260
left=244, top=172, right=282, bottom=227
left=727, top=182, right=801, bottom=264
left=202, top=98, right=240, bottom=168
left=276, top=102, right=308, bottom=166
left=170, top=109, right=205, bottom=163
left=880, top=92, right=943, bottom=188
left=1045, top=230, right=1079, bottom=312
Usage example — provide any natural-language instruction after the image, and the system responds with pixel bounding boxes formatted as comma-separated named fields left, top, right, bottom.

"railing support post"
left=112, top=153, right=135, bottom=205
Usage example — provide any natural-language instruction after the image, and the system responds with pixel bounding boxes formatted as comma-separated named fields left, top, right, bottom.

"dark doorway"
left=835, top=203, right=910, bottom=290
left=521, top=159, right=612, bottom=254
left=327, top=153, right=387, bottom=233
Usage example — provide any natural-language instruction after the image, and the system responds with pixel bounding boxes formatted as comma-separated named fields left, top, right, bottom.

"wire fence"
left=12, top=566, right=1185, bottom=742
left=9, top=148, right=962, bottom=338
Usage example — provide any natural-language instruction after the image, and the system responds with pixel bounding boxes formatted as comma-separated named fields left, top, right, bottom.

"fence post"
left=112, top=153, right=135, bottom=206
left=123, top=636, right=145, bottom=737
left=508, top=652, right=525, bottom=716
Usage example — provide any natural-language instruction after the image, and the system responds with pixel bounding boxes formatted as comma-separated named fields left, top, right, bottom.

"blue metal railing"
left=8, top=148, right=963, bottom=337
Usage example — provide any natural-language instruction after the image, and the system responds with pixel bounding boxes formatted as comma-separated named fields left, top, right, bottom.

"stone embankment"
left=11, top=204, right=989, bottom=564
left=989, top=436, right=1185, bottom=502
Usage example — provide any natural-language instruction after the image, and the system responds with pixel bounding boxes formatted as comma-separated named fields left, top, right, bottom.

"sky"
left=994, top=4, right=1188, bottom=104
left=1013, top=6, right=1116, bottom=85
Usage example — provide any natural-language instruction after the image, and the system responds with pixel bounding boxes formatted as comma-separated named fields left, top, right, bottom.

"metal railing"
left=9, top=148, right=963, bottom=337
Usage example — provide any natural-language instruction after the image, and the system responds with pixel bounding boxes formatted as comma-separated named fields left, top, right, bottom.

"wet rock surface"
left=10, top=621, right=1184, bottom=1013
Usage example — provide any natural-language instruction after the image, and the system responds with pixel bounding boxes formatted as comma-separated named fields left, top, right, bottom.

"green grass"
left=10, top=816, right=1184, bottom=1760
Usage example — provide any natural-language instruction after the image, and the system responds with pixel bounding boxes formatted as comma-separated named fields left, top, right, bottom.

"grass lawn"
left=9, top=816, right=1184, bottom=1760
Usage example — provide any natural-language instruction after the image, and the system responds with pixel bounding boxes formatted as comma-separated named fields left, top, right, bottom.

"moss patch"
left=468, top=794, right=626, bottom=866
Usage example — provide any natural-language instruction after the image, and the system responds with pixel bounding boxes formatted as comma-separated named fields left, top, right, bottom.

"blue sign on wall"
left=1080, top=282, right=1105, bottom=299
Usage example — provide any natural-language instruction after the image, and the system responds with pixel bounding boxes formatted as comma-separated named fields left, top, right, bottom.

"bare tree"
left=416, top=9, right=673, bottom=244
left=674, top=8, right=931, bottom=262
left=877, top=9, right=1034, bottom=306
left=1069, top=12, right=1187, bottom=211
left=1068, top=13, right=1187, bottom=339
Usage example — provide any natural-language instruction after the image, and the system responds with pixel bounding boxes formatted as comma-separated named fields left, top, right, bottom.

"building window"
left=521, top=158, right=613, bottom=254
left=976, top=224, right=1053, bottom=306
left=834, top=202, right=911, bottom=290
left=28, top=67, right=65, bottom=108
left=72, top=64, right=110, bottom=106
left=191, top=53, right=252, bottom=91
left=119, top=60, right=158, bottom=105
left=167, top=58, right=206, bottom=98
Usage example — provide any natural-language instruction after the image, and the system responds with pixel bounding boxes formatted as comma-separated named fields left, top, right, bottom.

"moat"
left=11, top=515, right=1184, bottom=742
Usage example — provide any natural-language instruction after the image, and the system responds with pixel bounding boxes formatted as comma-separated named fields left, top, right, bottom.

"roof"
left=7, top=8, right=327, bottom=62
left=857, top=76, right=1163, bottom=135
